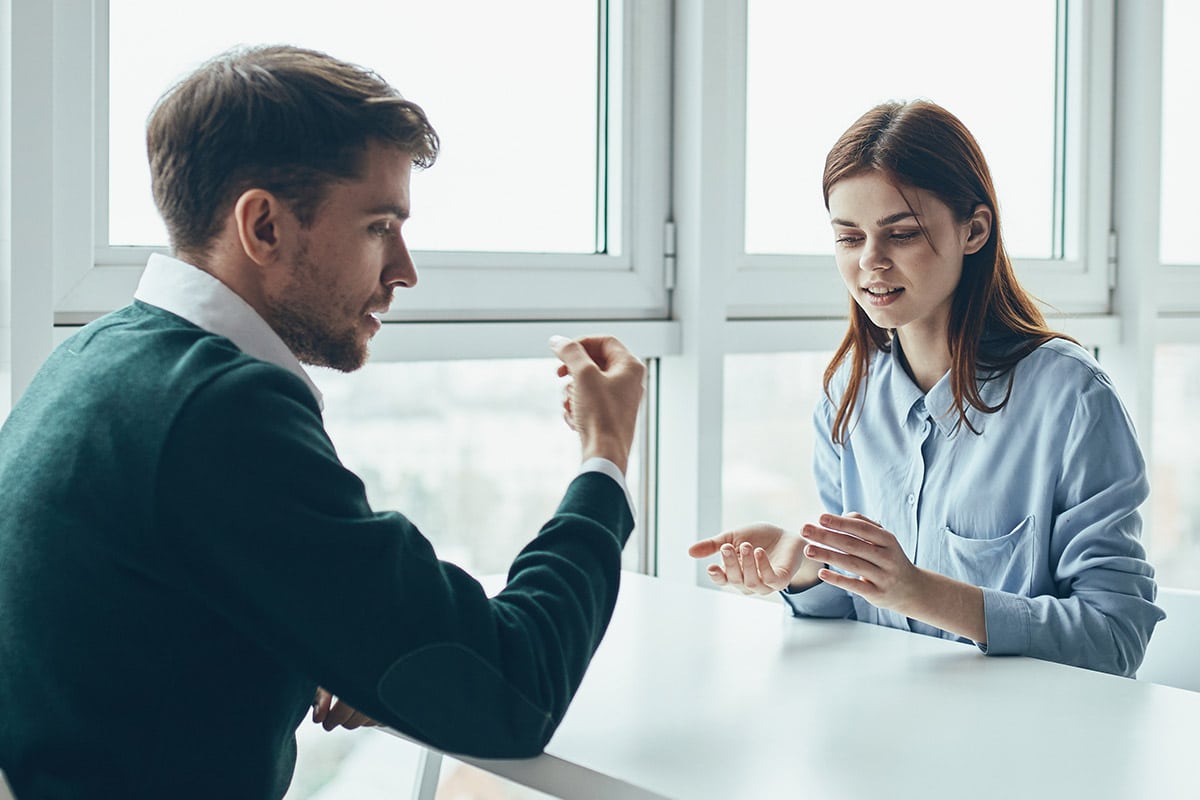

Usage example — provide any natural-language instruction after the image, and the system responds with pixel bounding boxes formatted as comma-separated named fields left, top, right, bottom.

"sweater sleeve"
left=156, top=361, right=633, bottom=758
left=978, top=372, right=1163, bottom=676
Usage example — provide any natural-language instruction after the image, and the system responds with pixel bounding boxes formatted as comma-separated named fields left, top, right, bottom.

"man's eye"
left=370, top=221, right=393, bottom=237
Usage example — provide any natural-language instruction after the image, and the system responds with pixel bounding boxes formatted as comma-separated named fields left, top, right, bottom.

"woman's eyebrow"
left=830, top=211, right=918, bottom=228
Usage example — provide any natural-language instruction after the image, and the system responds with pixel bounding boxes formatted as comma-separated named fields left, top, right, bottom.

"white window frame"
left=715, top=0, right=1116, bottom=319
left=44, top=0, right=673, bottom=325
left=1157, top=0, right=1200, bottom=312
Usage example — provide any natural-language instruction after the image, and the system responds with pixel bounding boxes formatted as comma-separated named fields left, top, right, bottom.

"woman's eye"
left=835, top=235, right=862, bottom=246
left=891, top=231, right=920, bottom=241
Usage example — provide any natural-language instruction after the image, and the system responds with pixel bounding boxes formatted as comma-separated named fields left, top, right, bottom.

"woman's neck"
left=894, top=326, right=952, bottom=393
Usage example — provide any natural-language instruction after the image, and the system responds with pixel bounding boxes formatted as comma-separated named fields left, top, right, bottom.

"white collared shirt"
left=134, top=252, right=324, bottom=409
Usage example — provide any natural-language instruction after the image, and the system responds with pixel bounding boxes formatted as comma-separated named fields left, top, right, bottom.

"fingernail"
left=549, top=335, right=570, bottom=348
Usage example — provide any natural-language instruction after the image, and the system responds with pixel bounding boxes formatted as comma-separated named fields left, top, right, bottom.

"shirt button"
left=906, top=493, right=916, bottom=505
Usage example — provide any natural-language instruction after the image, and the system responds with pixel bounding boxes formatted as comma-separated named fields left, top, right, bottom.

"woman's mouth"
left=862, top=286, right=904, bottom=306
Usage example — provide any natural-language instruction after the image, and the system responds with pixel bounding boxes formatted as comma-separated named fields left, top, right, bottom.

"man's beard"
left=264, top=247, right=369, bottom=373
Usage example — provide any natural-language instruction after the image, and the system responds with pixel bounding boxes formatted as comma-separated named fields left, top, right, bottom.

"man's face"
left=264, top=143, right=417, bottom=371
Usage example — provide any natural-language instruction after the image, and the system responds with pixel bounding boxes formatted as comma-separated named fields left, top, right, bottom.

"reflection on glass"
left=744, top=0, right=1057, bottom=258
left=1160, top=0, right=1200, bottom=265
left=723, top=352, right=834, bottom=533
left=1150, top=345, right=1200, bottom=589
left=108, top=0, right=603, bottom=253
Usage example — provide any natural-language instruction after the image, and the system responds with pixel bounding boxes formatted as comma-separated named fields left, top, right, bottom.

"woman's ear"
left=963, top=204, right=993, bottom=255
left=234, top=189, right=289, bottom=266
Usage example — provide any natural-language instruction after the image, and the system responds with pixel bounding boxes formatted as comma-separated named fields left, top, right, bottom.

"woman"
left=689, top=100, right=1162, bottom=677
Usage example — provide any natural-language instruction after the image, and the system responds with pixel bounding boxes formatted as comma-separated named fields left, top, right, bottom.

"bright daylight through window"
left=108, top=0, right=605, bottom=253
left=1159, top=0, right=1199, bottom=265
left=744, top=0, right=1058, bottom=258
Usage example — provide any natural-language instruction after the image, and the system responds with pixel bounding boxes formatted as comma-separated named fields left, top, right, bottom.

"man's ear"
left=963, top=203, right=993, bottom=256
left=234, top=189, right=290, bottom=266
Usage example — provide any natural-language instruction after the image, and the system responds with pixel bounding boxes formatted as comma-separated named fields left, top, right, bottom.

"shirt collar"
left=133, top=252, right=324, bottom=409
left=883, top=340, right=958, bottom=438
left=883, top=338, right=1013, bottom=438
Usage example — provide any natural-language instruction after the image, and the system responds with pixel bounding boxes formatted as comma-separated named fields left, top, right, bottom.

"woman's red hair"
left=821, top=100, right=1073, bottom=443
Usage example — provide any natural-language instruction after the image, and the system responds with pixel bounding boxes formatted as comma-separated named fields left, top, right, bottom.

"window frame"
left=49, top=0, right=673, bottom=324
left=719, top=0, right=1116, bottom=319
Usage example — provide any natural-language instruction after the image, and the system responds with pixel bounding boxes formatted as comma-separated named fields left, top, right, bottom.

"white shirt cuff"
left=578, top=457, right=637, bottom=522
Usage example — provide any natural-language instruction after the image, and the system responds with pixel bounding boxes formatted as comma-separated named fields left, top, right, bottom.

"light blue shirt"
left=782, top=338, right=1163, bottom=676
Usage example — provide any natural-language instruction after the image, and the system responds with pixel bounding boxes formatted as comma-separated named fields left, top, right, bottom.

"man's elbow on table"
left=377, top=643, right=568, bottom=759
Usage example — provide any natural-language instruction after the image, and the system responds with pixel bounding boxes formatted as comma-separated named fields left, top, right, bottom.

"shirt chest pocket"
left=934, top=515, right=1036, bottom=596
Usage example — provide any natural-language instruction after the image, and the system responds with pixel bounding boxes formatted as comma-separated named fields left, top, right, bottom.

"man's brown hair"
left=146, top=45, right=439, bottom=260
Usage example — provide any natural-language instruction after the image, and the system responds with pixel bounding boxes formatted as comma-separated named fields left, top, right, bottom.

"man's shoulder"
left=33, top=302, right=316, bottom=420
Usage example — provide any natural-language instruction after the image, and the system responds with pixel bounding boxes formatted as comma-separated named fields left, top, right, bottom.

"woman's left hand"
left=802, top=512, right=930, bottom=616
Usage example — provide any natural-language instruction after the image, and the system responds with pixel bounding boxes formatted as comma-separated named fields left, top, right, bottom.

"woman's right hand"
left=687, top=523, right=810, bottom=595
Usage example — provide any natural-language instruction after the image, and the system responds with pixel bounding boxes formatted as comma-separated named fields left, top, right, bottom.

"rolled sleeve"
left=978, top=587, right=1031, bottom=655
left=781, top=581, right=856, bottom=619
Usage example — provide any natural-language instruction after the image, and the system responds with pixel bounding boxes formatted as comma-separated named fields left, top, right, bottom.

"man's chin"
left=294, top=338, right=368, bottom=373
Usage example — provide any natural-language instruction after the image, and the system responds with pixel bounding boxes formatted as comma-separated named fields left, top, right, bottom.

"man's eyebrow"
left=830, top=211, right=918, bottom=228
left=364, top=204, right=410, bottom=219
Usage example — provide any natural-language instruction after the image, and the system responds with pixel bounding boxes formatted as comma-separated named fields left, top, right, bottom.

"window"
left=727, top=0, right=1111, bottom=318
left=107, top=0, right=608, bottom=255
left=723, top=351, right=832, bottom=532
left=43, top=1, right=669, bottom=323
left=1150, top=345, right=1200, bottom=589
left=744, top=0, right=1059, bottom=259
left=1159, top=0, right=1200, bottom=266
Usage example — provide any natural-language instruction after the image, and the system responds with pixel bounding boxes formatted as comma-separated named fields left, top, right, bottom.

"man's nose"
left=383, top=234, right=418, bottom=289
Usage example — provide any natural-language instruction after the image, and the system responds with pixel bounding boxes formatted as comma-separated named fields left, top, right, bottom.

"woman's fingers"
left=720, top=543, right=746, bottom=588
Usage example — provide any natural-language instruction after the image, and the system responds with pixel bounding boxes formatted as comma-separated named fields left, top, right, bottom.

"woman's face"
left=827, top=171, right=987, bottom=345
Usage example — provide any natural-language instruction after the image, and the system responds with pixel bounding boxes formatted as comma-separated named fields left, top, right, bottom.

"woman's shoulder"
left=1018, top=337, right=1104, bottom=381
left=1008, top=337, right=1127, bottom=412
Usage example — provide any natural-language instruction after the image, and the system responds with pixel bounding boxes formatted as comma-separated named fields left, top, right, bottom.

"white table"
left=399, top=571, right=1200, bottom=799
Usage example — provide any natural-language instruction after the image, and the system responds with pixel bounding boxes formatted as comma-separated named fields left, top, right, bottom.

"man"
left=0, top=45, right=645, bottom=799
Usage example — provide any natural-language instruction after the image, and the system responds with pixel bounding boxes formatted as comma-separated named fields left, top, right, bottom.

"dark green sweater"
left=0, top=302, right=633, bottom=799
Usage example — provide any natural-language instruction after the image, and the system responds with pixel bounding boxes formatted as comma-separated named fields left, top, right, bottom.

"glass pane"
left=108, top=0, right=604, bottom=253
left=1150, top=345, right=1200, bottom=589
left=723, top=352, right=834, bottom=533
left=745, top=0, right=1058, bottom=259
left=310, top=358, right=644, bottom=576
left=1160, top=0, right=1200, bottom=265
